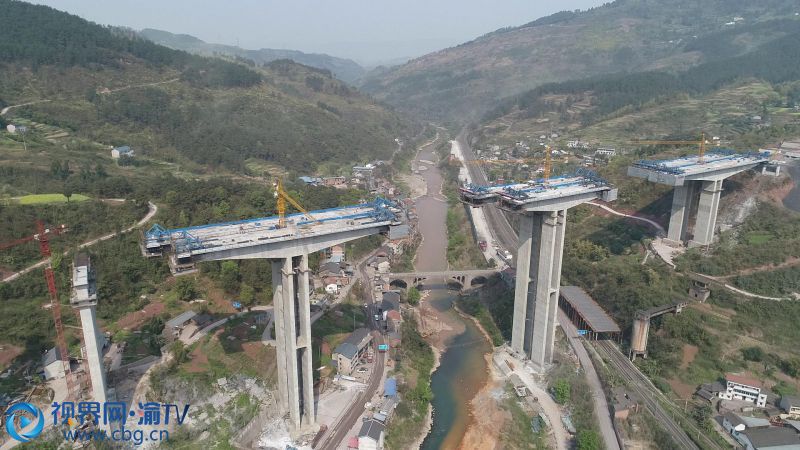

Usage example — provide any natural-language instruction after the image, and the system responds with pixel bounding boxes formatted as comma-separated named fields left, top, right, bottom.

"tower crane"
left=0, top=223, right=76, bottom=400
left=272, top=179, right=318, bottom=228
left=632, top=132, right=711, bottom=163
left=543, top=144, right=552, bottom=180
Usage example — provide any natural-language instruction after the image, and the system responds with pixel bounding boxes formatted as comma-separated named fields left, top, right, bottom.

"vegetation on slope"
left=139, top=28, right=365, bottom=83
left=485, top=29, right=800, bottom=127
left=0, top=0, right=413, bottom=173
left=385, top=316, right=435, bottom=449
left=362, top=0, right=800, bottom=122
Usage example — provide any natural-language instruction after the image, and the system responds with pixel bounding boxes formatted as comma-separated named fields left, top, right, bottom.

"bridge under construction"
left=143, top=197, right=400, bottom=431
left=628, top=150, right=770, bottom=246
left=460, top=170, right=618, bottom=369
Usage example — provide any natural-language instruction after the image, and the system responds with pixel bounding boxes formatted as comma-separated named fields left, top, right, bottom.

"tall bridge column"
left=511, top=210, right=566, bottom=368
left=691, top=179, right=723, bottom=247
left=271, top=255, right=315, bottom=430
left=544, top=210, right=566, bottom=364
left=666, top=182, right=696, bottom=244
left=296, top=255, right=316, bottom=427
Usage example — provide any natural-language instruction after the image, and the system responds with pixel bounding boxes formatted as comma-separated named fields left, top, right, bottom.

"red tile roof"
left=726, top=373, right=763, bottom=388
left=386, top=310, right=402, bottom=321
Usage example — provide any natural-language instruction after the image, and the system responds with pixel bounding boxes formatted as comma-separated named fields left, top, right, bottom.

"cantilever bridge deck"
left=628, top=150, right=769, bottom=185
left=144, top=198, right=399, bottom=260
left=459, top=170, right=616, bottom=209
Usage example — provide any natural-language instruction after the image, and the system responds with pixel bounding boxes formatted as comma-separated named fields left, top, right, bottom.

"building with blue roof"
left=384, top=377, right=397, bottom=397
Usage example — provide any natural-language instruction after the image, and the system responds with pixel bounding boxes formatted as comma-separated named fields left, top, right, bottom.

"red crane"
left=0, top=222, right=76, bottom=400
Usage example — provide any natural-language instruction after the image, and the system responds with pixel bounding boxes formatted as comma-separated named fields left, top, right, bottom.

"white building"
left=718, top=374, right=767, bottom=407
left=722, top=413, right=800, bottom=450
left=111, top=146, right=134, bottom=159
left=781, top=396, right=800, bottom=417
left=42, top=347, right=65, bottom=380
left=567, top=140, right=590, bottom=149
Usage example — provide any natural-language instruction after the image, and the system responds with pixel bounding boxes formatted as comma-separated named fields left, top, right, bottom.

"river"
left=411, top=139, right=491, bottom=450
left=783, top=161, right=800, bottom=213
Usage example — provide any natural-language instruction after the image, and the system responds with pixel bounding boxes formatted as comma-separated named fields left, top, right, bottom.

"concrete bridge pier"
left=511, top=209, right=567, bottom=369
left=691, top=179, right=723, bottom=247
left=272, top=255, right=315, bottom=430
left=666, top=181, right=697, bottom=244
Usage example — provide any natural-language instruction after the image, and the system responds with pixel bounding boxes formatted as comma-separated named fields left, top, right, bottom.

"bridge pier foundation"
left=511, top=209, right=566, bottom=369
left=272, top=255, right=315, bottom=430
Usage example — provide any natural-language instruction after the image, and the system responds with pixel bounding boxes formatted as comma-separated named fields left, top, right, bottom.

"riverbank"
left=783, top=161, right=800, bottom=213
left=452, top=302, right=508, bottom=449
left=409, top=345, right=441, bottom=450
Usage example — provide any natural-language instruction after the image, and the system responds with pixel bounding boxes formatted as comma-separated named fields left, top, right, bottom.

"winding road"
left=0, top=78, right=179, bottom=118
left=559, top=311, right=621, bottom=450
left=1, top=201, right=157, bottom=283
left=586, top=201, right=666, bottom=236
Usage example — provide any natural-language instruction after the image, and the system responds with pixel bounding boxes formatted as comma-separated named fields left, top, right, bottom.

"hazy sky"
left=30, top=0, right=605, bottom=65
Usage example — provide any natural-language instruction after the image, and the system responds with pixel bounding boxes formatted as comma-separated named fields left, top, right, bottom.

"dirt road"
left=1, top=202, right=157, bottom=283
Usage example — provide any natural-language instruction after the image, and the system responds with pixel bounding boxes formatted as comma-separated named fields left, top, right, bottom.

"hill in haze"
left=139, top=28, right=366, bottom=84
left=477, top=29, right=800, bottom=147
left=0, top=0, right=412, bottom=174
left=361, top=0, right=800, bottom=123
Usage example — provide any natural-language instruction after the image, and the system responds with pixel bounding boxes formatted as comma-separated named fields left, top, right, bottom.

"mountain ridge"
left=0, top=0, right=413, bottom=173
left=361, top=0, right=800, bottom=123
left=139, top=28, right=366, bottom=84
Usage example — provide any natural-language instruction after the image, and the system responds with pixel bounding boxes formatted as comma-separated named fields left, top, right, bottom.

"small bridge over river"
left=384, top=269, right=500, bottom=289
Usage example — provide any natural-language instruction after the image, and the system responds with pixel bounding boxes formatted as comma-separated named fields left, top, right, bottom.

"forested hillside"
left=361, top=0, right=800, bottom=122
left=139, top=28, right=366, bottom=84
left=0, top=0, right=412, bottom=173
left=484, top=30, right=800, bottom=128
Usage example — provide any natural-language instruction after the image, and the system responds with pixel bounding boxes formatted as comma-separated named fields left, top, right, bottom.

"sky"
left=30, top=0, right=605, bottom=65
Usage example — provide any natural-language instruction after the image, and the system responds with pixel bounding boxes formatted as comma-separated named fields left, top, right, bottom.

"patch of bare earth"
left=116, top=302, right=166, bottom=330
left=667, top=378, right=695, bottom=399
left=0, top=344, right=23, bottom=370
left=185, top=345, right=209, bottom=373
left=459, top=355, right=508, bottom=450
left=680, top=344, right=698, bottom=370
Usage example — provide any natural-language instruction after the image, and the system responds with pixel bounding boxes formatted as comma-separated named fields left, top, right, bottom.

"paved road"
left=497, top=351, right=569, bottom=450
left=1, top=201, right=157, bottom=283
left=459, top=129, right=623, bottom=448
left=313, top=241, right=393, bottom=449
left=558, top=312, right=621, bottom=450
left=456, top=131, right=518, bottom=258
left=0, top=100, right=52, bottom=116
left=317, top=251, right=386, bottom=450
left=595, top=341, right=712, bottom=450
left=586, top=201, right=666, bottom=236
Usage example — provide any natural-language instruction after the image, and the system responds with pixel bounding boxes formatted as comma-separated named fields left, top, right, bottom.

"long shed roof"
left=560, top=286, right=620, bottom=333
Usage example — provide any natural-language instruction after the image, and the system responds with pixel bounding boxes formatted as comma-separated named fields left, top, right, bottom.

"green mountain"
left=139, top=28, right=366, bottom=84
left=0, top=0, right=412, bottom=173
left=478, top=30, right=800, bottom=143
left=361, top=0, right=800, bottom=122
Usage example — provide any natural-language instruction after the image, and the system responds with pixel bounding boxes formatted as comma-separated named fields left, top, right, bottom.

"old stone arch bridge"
left=384, top=269, right=499, bottom=290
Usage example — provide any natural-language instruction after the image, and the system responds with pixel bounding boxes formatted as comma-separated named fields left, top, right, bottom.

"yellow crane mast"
left=543, top=145, right=552, bottom=181
left=273, top=178, right=317, bottom=228
left=632, top=132, right=709, bottom=163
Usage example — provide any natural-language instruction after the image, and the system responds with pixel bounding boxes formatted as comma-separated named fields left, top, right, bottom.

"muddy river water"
left=412, top=140, right=491, bottom=450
